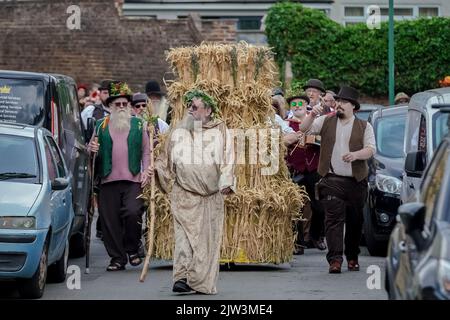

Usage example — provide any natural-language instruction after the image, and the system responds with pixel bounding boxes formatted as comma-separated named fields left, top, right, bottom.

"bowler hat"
left=334, top=86, right=360, bottom=110
left=145, top=80, right=165, bottom=96
left=131, top=93, right=148, bottom=106
left=303, top=79, right=326, bottom=94
left=105, top=81, right=132, bottom=106
left=286, top=95, right=310, bottom=106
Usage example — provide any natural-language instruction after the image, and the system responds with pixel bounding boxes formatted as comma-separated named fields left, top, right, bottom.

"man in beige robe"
left=152, top=90, right=235, bottom=294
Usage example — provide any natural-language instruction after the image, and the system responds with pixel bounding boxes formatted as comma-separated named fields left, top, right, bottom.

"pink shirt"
left=102, top=126, right=150, bottom=184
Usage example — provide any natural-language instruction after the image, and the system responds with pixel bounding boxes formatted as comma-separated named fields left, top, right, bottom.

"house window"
left=237, top=17, right=262, bottom=31
left=380, top=8, right=414, bottom=16
left=419, top=7, right=439, bottom=17
left=344, top=7, right=364, bottom=17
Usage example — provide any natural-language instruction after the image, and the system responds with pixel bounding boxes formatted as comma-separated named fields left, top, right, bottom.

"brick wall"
left=0, top=0, right=237, bottom=92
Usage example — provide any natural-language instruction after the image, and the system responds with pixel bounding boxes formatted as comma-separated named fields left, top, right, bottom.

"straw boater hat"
left=334, top=86, right=360, bottom=110
left=394, top=92, right=410, bottom=104
left=105, top=81, right=132, bottom=105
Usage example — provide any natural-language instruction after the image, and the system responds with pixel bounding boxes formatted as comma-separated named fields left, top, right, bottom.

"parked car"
left=355, top=103, right=385, bottom=121
left=386, top=106, right=450, bottom=299
left=364, top=105, right=408, bottom=256
left=401, top=87, right=450, bottom=204
left=0, top=70, right=90, bottom=257
left=0, top=123, right=74, bottom=298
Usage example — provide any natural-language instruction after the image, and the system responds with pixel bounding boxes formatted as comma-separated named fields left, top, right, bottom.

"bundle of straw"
left=142, top=42, right=308, bottom=263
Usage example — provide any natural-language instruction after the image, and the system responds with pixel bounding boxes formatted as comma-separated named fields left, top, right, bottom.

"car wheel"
left=69, top=231, right=86, bottom=258
left=363, top=207, right=388, bottom=257
left=18, top=241, right=48, bottom=299
left=48, top=237, right=69, bottom=283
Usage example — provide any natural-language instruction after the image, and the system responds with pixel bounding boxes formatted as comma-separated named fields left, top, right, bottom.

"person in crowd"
left=151, top=89, right=235, bottom=294
left=298, top=86, right=376, bottom=274
left=88, top=82, right=151, bottom=271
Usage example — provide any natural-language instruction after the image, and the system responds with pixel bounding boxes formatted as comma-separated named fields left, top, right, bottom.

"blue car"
left=0, top=122, right=74, bottom=298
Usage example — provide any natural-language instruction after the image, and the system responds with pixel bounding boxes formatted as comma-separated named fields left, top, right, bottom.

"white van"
left=401, top=87, right=450, bottom=203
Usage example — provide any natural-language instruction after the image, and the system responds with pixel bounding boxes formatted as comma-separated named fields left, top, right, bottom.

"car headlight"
left=375, top=174, right=402, bottom=195
left=0, top=217, right=36, bottom=229
left=438, top=260, right=450, bottom=296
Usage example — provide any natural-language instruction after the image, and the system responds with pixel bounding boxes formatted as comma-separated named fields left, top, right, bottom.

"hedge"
left=265, top=2, right=450, bottom=97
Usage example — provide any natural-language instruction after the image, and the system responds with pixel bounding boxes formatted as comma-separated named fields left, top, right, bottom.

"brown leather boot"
left=329, top=260, right=342, bottom=274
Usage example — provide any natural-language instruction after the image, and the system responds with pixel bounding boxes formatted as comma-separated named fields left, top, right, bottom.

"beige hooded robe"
left=155, top=118, right=235, bottom=294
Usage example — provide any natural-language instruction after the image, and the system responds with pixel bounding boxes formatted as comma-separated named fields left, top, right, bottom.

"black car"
left=0, top=70, right=91, bottom=257
left=385, top=105, right=450, bottom=300
left=364, top=106, right=408, bottom=256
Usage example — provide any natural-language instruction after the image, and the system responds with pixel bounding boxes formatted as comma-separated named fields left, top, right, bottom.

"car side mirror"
left=404, top=151, right=426, bottom=178
left=398, top=202, right=426, bottom=250
left=52, top=177, right=69, bottom=191
left=85, top=117, right=96, bottom=143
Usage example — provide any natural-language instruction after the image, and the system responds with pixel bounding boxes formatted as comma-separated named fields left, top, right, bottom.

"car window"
left=375, top=113, right=406, bottom=158
left=0, top=78, right=45, bottom=126
left=0, top=134, right=39, bottom=183
left=405, top=110, right=422, bottom=153
left=433, top=112, right=450, bottom=149
left=418, top=115, right=427, bottom=153
left=45, top=136, right=66, bottom=178
left=44, top=141, right=58, bottom=181
left=421, top=142, right=450, bottom=226
left=355, top=110, right=371, bottom=121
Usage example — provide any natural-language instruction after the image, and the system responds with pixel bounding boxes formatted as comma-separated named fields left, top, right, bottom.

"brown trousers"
left=318, top=174, right=367, bottom=264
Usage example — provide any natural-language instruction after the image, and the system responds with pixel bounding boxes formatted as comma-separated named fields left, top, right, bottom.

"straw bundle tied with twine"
left=141, top=42, right=308, bottom=264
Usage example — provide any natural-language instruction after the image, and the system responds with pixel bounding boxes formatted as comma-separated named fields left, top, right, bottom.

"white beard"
left=110, top=108, right=131, bottom=132
left=177, top=114, right=196, bottom=132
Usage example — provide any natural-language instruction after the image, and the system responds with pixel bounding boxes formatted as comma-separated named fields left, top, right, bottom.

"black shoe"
left=172, top=279, right=194, bottom=293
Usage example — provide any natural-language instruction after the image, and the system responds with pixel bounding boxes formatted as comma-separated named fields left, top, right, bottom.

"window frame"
left=44, top=135, right=67, bottom=179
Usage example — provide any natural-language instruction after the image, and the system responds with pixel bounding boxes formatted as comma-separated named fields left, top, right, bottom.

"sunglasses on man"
left=113, top=101, right=129, bottom=107
left=290, top=101, right=304, bottom=107
left=134, top=103, right=146, bottom=109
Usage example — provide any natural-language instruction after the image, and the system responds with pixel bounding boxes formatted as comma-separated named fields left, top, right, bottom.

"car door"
left=44, top=135, right=71, bottom=260
left=395, top=140, right=449, bottom=299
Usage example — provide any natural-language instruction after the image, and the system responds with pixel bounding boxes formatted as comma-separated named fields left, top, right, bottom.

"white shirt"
left=309, top=115, right=376, bottom=177
left=81, top=105, right=95, bottom=129
left=272, top=114, right=295, bottom=134
left=157, top=118, right=169, bottom=134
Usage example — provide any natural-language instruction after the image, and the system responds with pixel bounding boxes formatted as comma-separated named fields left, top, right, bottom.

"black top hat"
left=286, top=95, right=310, bottom=106
left=334, top=86, right=360, bottom=110
left=303, top=79, right=326, bottom=94
left=98, top=79, right=115, bottom=91
left=105, top=81, right=132, bottom=106
left=145, top=80, right=165, bottom=96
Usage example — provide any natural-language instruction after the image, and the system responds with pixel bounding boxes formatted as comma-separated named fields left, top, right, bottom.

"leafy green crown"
left=183, top=89, right=219, bottom=117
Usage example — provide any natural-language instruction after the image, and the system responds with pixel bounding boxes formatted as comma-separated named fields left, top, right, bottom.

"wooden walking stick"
left=140, top=123, right=156, bottom=282
left=85, top=135, right=98, bottom=274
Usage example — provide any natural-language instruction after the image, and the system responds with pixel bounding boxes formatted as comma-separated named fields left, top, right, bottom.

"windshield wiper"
left=0, top=172, right=37, bottom=180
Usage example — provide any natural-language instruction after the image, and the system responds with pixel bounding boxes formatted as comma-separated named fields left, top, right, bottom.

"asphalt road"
left=0, top=222, right=387, bottom=300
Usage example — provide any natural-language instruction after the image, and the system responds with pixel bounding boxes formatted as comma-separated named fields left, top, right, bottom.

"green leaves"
left=265, top=2, right=450, bottom=97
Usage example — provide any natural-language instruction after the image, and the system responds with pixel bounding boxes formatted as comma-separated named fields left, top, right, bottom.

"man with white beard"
left=150, top=89, right=235, bottom=294
left=88, top=82, right=151, bottom=271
